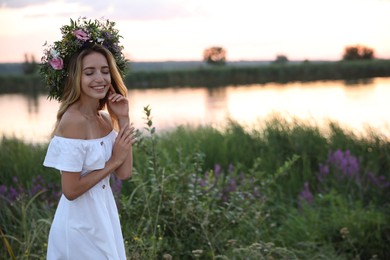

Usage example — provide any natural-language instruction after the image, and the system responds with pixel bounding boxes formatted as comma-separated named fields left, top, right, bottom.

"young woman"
left=41, top=18, right=135, bottom=259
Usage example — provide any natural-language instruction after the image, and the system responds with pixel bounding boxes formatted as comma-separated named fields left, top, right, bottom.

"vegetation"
left=203, top=46, right=227, bottom=66
left=1, top=107, right=389, bottom=259
left=1, top=59, right=390, bottom=93
left=343, top=45, right=375, bottom=61
left=273, top=54, right=289, bottom=64
left=124, top=59, right=390, bottom=88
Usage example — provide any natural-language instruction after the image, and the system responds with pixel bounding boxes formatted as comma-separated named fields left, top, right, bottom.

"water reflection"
left=1, top=77, right=390, bottom=144
left=343, top=78, right=374, bottom=86
left=205, top=88, right=228, bottom=127
left=27, top=93, right=39, bottom=115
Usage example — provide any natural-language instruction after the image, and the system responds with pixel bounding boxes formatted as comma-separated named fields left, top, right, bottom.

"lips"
left=91, top=85, right=106, bottom=91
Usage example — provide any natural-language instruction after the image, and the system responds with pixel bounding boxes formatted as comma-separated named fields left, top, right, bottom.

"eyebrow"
left=83, top=65, right=110, bottom=71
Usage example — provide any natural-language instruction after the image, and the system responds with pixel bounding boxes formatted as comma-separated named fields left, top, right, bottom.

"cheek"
left=80, top=76, right=94, bottom=94
left=80, top=77, right=89, bottom=89
left=104, top=74, right=112, bottom=83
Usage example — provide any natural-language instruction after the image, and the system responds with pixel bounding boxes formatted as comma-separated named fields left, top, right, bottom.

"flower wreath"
left=40, top=17, right=127, bottom=101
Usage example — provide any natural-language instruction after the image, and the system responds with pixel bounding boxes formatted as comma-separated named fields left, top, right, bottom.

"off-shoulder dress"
left=43, top=130, right=126, bottom=260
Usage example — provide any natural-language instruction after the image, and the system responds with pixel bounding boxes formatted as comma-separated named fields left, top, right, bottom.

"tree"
left=273, top=54, right=289, bottom=64
left=203, top=46, right=227, bottom=65
left=342, top=45, right=375, bottom=60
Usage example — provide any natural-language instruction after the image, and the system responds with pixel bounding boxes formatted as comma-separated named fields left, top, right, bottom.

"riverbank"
left=1, top=59, right=390, bottom=94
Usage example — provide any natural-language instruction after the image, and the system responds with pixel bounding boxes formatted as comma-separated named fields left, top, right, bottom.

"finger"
left=126, top=129, right=133, bottom=137
left=124, top=132, right=134, bottom=144
left=125, top=134, right=136, bottom=145
left=110, top=94, right=124, bottom=102
left=114, top=95, right=124, bottom=102
left=109, top=84, right=116, bottom=94
left=118, top=124, right=129, bottom=138
left=108, top=93, right=119, bottom=101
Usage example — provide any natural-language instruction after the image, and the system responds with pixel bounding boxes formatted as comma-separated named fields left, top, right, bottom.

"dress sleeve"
left=43, top=137, right=86, bottom=172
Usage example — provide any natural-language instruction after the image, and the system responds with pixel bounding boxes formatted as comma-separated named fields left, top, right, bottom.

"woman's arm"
left=114, top=116, right=135, bottom=180
left=107, top=86, right=136, bottom=180
left=61, top=159, right=120, bottom=201
left=61, top=125, right=133, bottom=200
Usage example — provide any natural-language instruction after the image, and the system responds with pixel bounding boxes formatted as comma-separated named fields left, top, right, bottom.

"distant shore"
left=0, top=60, right=332, bottom=74
left=1, top=59, right=390, bottom=93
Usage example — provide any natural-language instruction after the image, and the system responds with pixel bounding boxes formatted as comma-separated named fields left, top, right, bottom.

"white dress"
left=43, top=130, right=126, bottom=260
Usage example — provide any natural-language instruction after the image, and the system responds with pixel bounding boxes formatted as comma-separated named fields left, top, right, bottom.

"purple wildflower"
left=0, top=185, right=7, bottom=196
left=29, top=175, right=48, bottom=196
left=199, top=179, right=207, bottom=188
left=298, top=182, right=314, bottom=208
left=227, top=178, right=237, bottom=192
left=110, top=174, right=123, bottom=195
left=327, top=149, right=360, bottom=179
left=317, top=163, right=329, bottom=182
left=197, top=171, right=209, bottom=189
left=221, top=178, right=238, bottom=202
left=214, top=164, right=221, bottom=178
left=1, top=175, right=61, bottom=206
left=194, top=164, right=265, bottom=203
left=8, top=187, right=19, bottom=201
left=367, top=172, right=390, bottom=189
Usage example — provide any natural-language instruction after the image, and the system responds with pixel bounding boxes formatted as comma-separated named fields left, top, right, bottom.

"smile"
left=91, top=85, right=106, bottom=90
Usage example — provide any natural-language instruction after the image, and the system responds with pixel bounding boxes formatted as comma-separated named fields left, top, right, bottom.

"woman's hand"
left=107, top=84, right=129, bottom=120
left=111, top=123, right=137, bottom=165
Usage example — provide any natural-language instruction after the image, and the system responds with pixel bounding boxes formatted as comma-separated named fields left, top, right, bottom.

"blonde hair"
left=52, top=44, right=127, bottom=136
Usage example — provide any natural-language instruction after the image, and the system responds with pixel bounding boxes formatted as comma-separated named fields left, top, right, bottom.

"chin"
left=97, top=92, right=108, bottom=100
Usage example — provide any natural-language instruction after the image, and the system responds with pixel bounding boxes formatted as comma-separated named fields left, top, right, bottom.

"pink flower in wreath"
left=49, top=57, right=64, bottom=70
left=74, top=29, right=89, bottom=41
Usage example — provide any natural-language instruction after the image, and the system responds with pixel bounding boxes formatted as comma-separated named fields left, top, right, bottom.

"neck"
left=77, top=98, right=101, bottom=117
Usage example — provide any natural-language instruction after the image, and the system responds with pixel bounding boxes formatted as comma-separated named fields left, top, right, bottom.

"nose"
left=95, top=71, right=105, bottom=82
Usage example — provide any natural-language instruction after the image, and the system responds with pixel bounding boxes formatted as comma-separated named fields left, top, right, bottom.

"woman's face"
left=80, top=51, right=111, bottom=100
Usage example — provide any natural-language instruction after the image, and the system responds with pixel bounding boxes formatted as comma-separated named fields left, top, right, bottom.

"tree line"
left=18, top=44, right=380, bottom=76
left=203, top=44, right=376, bottom=65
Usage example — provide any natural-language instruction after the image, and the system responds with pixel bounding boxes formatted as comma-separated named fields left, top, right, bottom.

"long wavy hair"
left=52, top=44, right=127, bottom=136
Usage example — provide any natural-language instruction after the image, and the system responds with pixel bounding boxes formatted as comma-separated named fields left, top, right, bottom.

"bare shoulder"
left=55, top=110, right=88, bottom=139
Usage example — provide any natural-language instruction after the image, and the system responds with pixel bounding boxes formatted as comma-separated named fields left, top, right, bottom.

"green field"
left=1, top=107, right=389, bottom=259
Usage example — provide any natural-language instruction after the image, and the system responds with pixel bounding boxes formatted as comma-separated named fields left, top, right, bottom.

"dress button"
left=100, top=141, right=104, bottom=146
left=102, top=185, right=105, bottom=189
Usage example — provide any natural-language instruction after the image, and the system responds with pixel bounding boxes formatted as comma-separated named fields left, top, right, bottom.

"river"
left=1, top=77, right=390, bottom=144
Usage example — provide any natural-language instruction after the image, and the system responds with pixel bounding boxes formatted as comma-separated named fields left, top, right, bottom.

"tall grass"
left=0, top=191, right=53, bottom=259
left=1, top=109, right=390, bottom=259
left=0, top=138, right=56, bottom=185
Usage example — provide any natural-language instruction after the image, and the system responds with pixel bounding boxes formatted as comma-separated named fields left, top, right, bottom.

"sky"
left=0, top=0, right=389, bottom=63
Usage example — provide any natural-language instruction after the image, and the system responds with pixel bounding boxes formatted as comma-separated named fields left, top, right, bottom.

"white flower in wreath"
left=50, top=49, right=60, bottom=58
